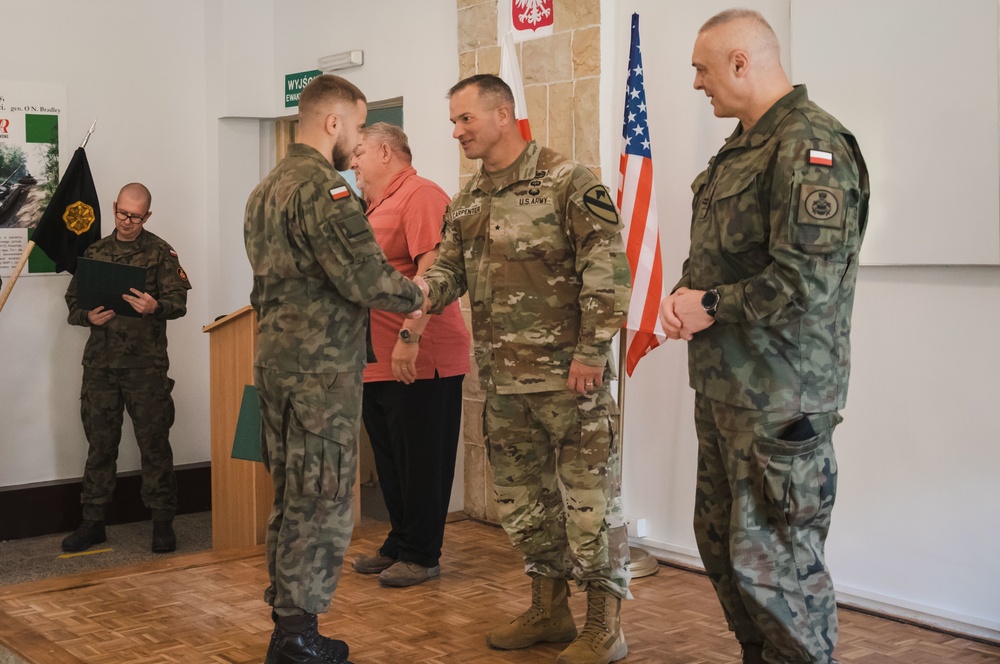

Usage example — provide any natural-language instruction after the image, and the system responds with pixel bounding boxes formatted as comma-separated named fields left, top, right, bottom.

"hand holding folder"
left=76, top=256, right=149, bottom=318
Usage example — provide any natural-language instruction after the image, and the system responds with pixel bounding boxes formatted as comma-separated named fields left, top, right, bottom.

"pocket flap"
left=289, top=399, right=355, bottom=445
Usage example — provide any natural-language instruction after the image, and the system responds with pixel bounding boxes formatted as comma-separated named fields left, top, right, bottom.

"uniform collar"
left=286, top=142, right=333, bottom=167
left=725, top=84, right=809, bottom=151
left=111, top=228, right=149, bottom=250
left=469, top=141, right=540, bottom=194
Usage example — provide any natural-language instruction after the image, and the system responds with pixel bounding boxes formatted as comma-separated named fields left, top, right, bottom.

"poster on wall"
left=511, top=0, right=554, bottom=42
left=0, top=82, right=67, bottom=277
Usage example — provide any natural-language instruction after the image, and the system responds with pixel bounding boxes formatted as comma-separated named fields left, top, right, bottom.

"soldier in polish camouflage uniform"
left=659, top=10, right=870, bottom=664
left=63, top=182, right=191, bottom=555
left=244, top=74, right=423, bottom=664
left=421, top=75, right=632, bottom=664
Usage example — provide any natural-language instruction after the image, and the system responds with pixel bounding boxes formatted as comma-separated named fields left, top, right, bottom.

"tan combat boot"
left=487, top=576, right=578, bottom=650
left=556, top=588, right=627, bottom=664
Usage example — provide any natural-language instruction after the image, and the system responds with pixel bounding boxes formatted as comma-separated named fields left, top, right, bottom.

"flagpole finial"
left=80, top=117, right=98, bottom=149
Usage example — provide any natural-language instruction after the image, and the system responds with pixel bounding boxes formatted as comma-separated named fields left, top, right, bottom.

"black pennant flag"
left=31, top=147, right=101, bottom=274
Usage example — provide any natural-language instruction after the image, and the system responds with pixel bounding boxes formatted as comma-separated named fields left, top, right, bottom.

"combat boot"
left=487, top=576, right=578, bottom=650
left=556, top=587, right=627, bottom=664
left=741, top=642, right=765, bottom=663
left=151, top=519, right=176, bottom=553
left=264, top=612, right=350, bottom=664
left=61, top=520, right=106, bottom=552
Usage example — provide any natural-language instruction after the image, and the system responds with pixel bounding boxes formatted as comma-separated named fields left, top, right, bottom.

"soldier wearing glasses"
left=63, top=182, right=191, bottom=554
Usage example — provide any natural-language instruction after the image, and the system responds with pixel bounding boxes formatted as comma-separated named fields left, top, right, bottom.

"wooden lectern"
left=203, top=306, right=271, bottom=550
left=203, top=305, right=363, bottom=551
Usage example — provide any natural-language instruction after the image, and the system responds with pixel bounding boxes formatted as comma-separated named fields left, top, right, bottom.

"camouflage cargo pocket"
left=749, top=412, right=842, bottom=530
left=286, top=399, right=356, bottom=502
left=711, top=171, right=767, bottom=253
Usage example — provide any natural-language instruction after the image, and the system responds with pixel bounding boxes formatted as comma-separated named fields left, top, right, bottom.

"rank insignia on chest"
left=330, top=186, right=350, bottom=201
left=808, top=149, right=833, bottom=167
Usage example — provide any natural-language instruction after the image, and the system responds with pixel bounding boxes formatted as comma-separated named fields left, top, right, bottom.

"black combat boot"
left=61, top=520, right=106, bottom=552
left=151, top=519, right=176, bottom=553
left=264, top=612, right=351, bottom=664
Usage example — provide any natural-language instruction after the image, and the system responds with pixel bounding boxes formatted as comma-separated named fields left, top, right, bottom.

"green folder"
left=232, top=384, right=263, bottom=462
left=76, top=256, right=148, bottom=317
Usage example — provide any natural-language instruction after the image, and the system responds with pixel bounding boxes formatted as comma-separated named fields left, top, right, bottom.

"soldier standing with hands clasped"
left=659, top=10, right=869, bottom=663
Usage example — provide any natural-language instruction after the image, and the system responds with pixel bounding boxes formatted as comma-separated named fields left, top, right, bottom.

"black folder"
left=76, top=257, right=148, bottom=318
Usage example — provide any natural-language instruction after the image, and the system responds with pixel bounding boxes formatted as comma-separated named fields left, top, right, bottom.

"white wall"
left=0, top=0, right=211, bottom=484
left=607, top=0, right=1000, bottom=639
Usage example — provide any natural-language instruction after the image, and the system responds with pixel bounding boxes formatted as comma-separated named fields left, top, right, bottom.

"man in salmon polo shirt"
left=349, top=122, right=470, bottom=588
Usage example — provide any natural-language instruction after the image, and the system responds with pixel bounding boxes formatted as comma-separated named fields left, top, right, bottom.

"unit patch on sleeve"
left=799, top=184, right=844, bottom=228
left=582, top=185, right=620, bottom=224
left=330, top=186, right=351, bottom=201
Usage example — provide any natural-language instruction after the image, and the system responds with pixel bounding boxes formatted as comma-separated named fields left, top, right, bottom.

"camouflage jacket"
left=425, top=141, right=631, bottom=394
left=244, top=143, right=424, bottom=374
left=677, top=85, right=870, bottom=412
left=66, top=229, right=191, bottom=369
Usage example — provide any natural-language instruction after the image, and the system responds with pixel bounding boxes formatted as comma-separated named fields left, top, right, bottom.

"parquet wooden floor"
left=0, top=516, right=997, bottom=663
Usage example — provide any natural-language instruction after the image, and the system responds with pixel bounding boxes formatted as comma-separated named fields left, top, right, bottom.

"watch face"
left=702, top=290, right=719, bottom=311
left=399, top=329, right=411, bottom=340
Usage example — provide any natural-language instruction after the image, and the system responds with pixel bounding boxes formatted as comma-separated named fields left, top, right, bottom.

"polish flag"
left=500, top=32, right=532, bottom=141
left=809, top=149, right=833, bottom=166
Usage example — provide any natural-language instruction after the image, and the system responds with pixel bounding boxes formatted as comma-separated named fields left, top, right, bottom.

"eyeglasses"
left=114, top=207, right=148, bottom=224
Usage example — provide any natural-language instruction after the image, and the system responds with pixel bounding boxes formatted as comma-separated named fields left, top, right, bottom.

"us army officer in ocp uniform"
left=420, top=74, right=632, bottom=664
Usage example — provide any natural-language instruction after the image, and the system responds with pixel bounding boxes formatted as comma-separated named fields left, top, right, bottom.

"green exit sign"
left=285, top=69, right=322, bottom=108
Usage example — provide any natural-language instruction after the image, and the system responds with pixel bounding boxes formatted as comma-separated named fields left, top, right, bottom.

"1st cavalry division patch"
left=582, top=185, right=620, bottom=224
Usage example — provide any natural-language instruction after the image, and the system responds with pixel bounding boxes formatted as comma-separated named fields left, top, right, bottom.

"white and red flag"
left=500, top=32, right=532, bottom=141
left=511, top=0, right=553, bottom=42
left=617, top=13, right=666, bottom=376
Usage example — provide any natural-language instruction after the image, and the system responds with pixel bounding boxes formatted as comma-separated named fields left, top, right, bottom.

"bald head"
left=698, top=9, right=783, bottom=73
left=118, top=182, right=151, bottom=209
left=692, top=8, right=792, bottom=128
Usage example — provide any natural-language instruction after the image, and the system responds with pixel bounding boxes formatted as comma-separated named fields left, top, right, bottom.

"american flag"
left=618, top=13, right=665, bottom=376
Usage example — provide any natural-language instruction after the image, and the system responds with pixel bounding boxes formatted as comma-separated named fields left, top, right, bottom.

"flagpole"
left=0, top=120, right=99, bottom=315
left=80, top=117, right=98, bottom=149
left=0, top=241, right=35, bottom=314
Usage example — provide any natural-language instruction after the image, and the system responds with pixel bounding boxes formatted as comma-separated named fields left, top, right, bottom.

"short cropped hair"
left=118, top=182, right=151, bottom=209
left=299, top=74, right=366, bottom=117
left=447, top=74, right=515, bottom=111
left=360, top=122, right=412, bottom=161
left=699, top=8, right=780, bottom=52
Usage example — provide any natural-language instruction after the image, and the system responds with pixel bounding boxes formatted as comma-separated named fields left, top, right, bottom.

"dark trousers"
left=79, top=367, right=177, bottom=521
left=361, top=374, right=464, bottom=568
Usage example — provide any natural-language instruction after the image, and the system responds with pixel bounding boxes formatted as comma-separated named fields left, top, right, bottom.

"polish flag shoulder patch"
left=330, top=186, right=350, bottom=201
left=808, top=149, right=833, bottom=167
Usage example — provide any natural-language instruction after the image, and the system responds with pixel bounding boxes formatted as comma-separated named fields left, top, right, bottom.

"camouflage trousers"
left=255, top=367, right=360, bottom=617
left=693, top=393, right=842, bottom=663
left=79, top=367, right=177, bottom=521
left=485, top=388, right=630, bottom=599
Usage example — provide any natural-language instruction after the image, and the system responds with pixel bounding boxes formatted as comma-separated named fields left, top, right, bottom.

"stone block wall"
left=455, top=0, right=602, bottom=522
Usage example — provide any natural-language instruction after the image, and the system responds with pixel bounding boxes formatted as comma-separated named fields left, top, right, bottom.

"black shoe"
left=151, top=520, right=176, bottom=553
left=266, top=613, right=350, bottom=664
left=61, top=520, right=106, bottom=552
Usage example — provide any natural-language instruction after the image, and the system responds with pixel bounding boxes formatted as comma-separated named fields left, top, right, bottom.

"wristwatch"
left=398, top=329, right=420, bottom=344
left=701, top=289, right=720, bottom=318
